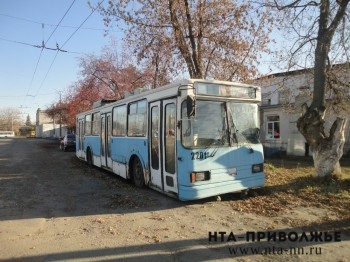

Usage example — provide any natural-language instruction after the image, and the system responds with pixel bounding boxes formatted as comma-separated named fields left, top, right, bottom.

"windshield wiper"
left=203, top=132, right=226, bottom=158
left=204, top=131, right=227, bottom=148
left=229, top=123, right=238, bottom=145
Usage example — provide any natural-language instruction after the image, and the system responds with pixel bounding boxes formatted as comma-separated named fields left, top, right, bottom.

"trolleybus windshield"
left=181, top=100, right=259, bottom=148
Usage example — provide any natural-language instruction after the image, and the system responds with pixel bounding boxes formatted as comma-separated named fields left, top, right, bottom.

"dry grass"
left=228, top=157, right=350, bottom=232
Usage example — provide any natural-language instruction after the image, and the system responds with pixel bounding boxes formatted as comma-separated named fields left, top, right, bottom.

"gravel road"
left=0, top=138, right=349, bottom=261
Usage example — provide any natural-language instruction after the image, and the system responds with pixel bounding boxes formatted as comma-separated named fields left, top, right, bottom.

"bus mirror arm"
left=187, top=95, right=196, bottom=117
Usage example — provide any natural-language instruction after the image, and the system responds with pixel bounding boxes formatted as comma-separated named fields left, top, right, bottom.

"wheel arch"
left=128, top=153, right=149, bottom=185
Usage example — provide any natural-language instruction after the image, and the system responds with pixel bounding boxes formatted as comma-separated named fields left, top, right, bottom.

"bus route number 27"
left=191, top=151, right=210, bottom=160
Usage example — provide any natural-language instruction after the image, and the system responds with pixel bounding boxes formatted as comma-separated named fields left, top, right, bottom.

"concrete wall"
left=36, top=124, right=67, bottom=139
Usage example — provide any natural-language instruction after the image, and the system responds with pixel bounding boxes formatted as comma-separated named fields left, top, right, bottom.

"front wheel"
left=132, top=158, right=145, bottom=188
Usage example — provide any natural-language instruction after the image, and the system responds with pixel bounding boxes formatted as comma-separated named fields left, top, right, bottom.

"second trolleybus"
left=76, top=79, right=264, bottom=201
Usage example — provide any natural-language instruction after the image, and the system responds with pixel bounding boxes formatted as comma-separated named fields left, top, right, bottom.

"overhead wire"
left=0, top=13, right=42, bottom=25
left=0, top=36, right=83, bottom=54
left=0, top=36, right=36, bottom=47
left=61, top=0, right=105, bottom=49
left=45, top=0, right=76, bottom=45
left=26, top=48, right=44, bottom=96
left=0, top=12, right=113, bottom=32
left=0, top=92, right=56, bottom=98
left=22, top=0, right=77, bottom=106
left=33, top=0, right=105, bottom=97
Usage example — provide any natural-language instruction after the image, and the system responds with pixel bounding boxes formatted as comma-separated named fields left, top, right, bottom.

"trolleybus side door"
left=162, top=99, right=178, bottom=193
left=101, top=113, right=112, bottom=168
left=149, top=101, right=162, bottom=189
left=77, top=118, right=85, bottom=159
left=149, top=99, right=178, bottom=193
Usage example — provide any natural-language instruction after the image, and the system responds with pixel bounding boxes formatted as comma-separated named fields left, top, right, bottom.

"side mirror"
left=186, top=95, right=196, bottom=117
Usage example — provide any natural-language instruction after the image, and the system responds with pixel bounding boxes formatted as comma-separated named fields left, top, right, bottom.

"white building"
left=35, top=108, right=67, bottom=138
left=255, top=64, right=350, bottom=157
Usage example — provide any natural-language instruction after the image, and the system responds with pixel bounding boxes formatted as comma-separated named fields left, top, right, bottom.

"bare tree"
left=0, top=108, right=23, bottom=132
left=49, top=46, right=157, bottom=128
left=267, top=0, right=350, bottom=177
left=98, top=0, right=274, bottom=82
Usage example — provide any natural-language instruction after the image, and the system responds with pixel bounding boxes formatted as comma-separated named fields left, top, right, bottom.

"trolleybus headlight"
left=252, top=163, right=264, bottom=173
left=190, top=171, right=210, bottom=183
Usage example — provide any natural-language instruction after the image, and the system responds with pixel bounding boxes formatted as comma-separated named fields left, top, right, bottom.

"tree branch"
left=271, top=0, right=319, bottom=10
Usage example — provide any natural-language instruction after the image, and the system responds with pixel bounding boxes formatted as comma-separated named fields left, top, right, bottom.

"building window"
left=262, top=94, right=271, bottom=106
left=266, top=115, right=280, bottom=139
left=278, top=89, right=290, bottom=104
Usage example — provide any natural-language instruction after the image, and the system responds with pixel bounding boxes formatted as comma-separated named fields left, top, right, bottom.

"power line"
left=61, top=0, right=105, bottom=49
left=0, top=13, right=42, bottom=25
left=26, top=48, right=44, bottom=96
left=21, top=0, right=77, bottom=106
left=33, top=0, right=105, bottom=97
left=45, top=0, right=76, bottom=45
left=0, top=36, right=84, bottom=54
left=0, top=12, right=117, bottom=32
left=0, top=36, right=35, bottom=47
left=0, top=92, right=56, bottom=98
left=34, top=50, right=60, bottom=97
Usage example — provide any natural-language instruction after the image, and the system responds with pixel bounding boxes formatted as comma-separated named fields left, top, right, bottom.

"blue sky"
left=0, top=0, right=121, bottom=122
left=0, top=0, right=283, bottom=124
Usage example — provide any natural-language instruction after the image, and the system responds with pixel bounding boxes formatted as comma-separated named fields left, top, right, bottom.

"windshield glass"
left=181, top=100, right=259, bottom=148
left=181, top=101, right=228, bottom=148
left=227, top=103, right=259, bottom=144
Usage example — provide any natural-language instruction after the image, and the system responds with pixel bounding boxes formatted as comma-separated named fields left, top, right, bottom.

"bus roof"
left=76, top=79, right=260, bottom=117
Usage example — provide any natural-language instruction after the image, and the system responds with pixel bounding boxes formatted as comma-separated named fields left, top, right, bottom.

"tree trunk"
left=297, top=104, right=347, bottom=177
left=296, top=0, right=350, bottom=178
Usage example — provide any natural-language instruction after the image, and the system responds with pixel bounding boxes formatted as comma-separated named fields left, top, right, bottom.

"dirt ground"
left=0, top=138, right=349, bottom=261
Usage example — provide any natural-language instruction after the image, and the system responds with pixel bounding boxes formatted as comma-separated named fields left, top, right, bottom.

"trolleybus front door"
left=162, top=100, right=177, bottom=193
left=149, top=100, right=178, bottom=194
left=101, top=113, right=112, bottom=168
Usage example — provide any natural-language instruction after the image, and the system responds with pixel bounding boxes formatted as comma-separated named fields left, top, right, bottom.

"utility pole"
left=59, top=91, right=62, bottom=138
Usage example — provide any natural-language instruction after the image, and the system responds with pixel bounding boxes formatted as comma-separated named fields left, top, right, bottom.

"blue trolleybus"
left=76, top=79, right=264, bottom=200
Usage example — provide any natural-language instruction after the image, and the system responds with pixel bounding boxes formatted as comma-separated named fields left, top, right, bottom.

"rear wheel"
left=132, top=158, right=145, bottom=188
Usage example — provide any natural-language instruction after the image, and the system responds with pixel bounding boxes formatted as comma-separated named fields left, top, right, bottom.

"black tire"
left=87, top=149, right=93, bottom=167
left=132, top=158, right=145, bottom=188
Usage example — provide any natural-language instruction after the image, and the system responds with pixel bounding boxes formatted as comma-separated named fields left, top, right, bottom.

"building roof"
left=258, top=63, right=350, bottom=80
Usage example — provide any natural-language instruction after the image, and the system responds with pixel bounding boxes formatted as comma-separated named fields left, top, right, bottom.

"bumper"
left=178, top=173, right=264, bottom=201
